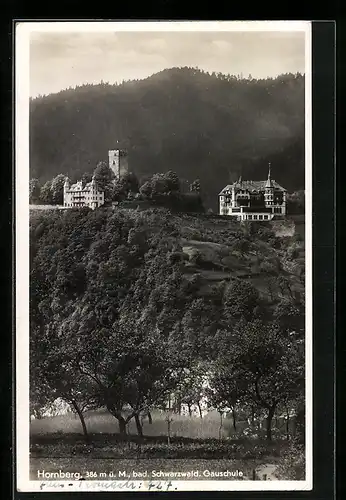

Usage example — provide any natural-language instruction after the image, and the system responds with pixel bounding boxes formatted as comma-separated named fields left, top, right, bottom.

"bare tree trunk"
left=295, top=406, right=305, bottom=444
left=70, top=399, right=89, bottom=443
left=197, top=401, right=203, bottom=419
left=118, top=416, right=127, bottom=435
left=285, top=405, right=290, bottom=440
left=135, top=414, right=143, bottom=437
left=178, top=397, right=182, bottom=416
left=166, top=416, right=172, bottom=446
left=232, top=407, right=237, bottom=431
left=187, top=402, right=192, bottom=418
left=107, top=403, right=136, bottom=436
left=218, top=411, right=223, bottom=440
left=251, top=406, right=255, bottom=426
left=147, top=411, right=152, bottom=424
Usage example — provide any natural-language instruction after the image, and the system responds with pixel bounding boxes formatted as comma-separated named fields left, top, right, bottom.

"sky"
left=29, top=29, right=306, bottom=98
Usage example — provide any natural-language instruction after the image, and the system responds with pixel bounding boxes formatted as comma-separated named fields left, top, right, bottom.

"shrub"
left=189, top=230, right=203, bottom=241
left=31, top=433, right=286, bottom=461
left=275, top=441, right=305, bottom=480
left=189, top=249, right=203, bottom=265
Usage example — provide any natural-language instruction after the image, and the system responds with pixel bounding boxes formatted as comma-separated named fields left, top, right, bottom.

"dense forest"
left=30, top=67, right=305, bottom=211
left=30, top=207, right=305, bottom=444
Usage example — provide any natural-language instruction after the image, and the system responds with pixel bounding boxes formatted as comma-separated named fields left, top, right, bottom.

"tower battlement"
left=108, top=149, right=129, bottom=179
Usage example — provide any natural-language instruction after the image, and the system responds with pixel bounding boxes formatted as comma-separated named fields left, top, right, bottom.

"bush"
left=31, top=433, right=286, bottom=460
left=275, top=441, right=305, bottom=480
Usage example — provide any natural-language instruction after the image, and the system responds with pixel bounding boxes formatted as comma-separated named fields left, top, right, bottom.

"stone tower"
left=108, top=148, right=129, bottom=180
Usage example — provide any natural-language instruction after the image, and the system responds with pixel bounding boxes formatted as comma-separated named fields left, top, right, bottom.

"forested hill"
left=30, top=67, right=305, bottom=209
left=30, top=207, right=305, bottom=436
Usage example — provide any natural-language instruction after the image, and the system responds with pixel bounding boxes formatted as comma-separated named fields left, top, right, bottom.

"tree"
left=259, top=259, right=279, bottom=276
left=29, top=208, right=195, bottom=438
left=164, top=170, right=180, bottom=193
left=51, top=174, right=66, bottom=205
left=139, top=171, right=180, bottom=205
left=112, top=173, right=139, bottom=202
left=209, top=320, right=304, bottom=440
left=231, top=237, right=251, bottom=256
left=81, top=172, right=93, bottom=185
left=223, top=280, right=260, bottom=322
left=122, top=172, right=139, bottom=194
left=172, top=363, right=208, bottom=418
left=93, top=161, right=115, bottom=203
left=278, top=276, right=294, bottom=300
left=39, top=180, right=53, bottom=204
left=274, top=298, right=305, bottom=337
left=207, top=373, right=243, bottom=432
left=30, top=319, right=98, bottom=442
left=70, top=305, right=189, bottom=437
left=286, top=191, right=305, bottom=214
left=189, top=179, right=201, bottom=193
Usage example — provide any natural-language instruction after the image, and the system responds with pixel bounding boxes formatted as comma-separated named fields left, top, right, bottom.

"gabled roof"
left=219, top=179, right=286, bottom=195
left=67, top=181, right=103, bottom=193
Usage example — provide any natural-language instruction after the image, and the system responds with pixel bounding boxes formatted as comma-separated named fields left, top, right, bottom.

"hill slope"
left=30, top=67, right=305, bottom=210
left=30, top=207, right=305, bottom=318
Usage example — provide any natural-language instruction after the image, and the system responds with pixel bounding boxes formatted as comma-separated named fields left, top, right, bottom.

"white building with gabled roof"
left=219, top=164, right=287, bottom=221
left=63, top=175, right=104, bottom=210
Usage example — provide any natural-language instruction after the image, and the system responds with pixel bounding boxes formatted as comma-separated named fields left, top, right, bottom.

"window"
left=253, top=215, right=257, bottom=220
left=248, top=215, right=252, bottom=220
left=264, top=215, right=268, bottom=220
left=259, top=215, right=263, bottom=220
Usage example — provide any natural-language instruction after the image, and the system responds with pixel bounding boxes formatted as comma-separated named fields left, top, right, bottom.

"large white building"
left=63, top=175, right=104, bottom=210
left=62, top=147, right=129, bottom=210
left=218, top=164, right=287, bottom=221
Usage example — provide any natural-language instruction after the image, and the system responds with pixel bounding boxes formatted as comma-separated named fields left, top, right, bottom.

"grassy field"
left=31, top=409, right=248, bottom=440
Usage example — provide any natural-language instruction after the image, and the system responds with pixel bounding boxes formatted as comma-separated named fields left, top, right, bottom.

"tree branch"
left=77, top=363, right=103, bottom=387
left=254, top=376, right=271, bottom=410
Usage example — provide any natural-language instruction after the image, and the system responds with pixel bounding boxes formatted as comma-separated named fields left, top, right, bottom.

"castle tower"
left=108, top=148, right=129, bottom=179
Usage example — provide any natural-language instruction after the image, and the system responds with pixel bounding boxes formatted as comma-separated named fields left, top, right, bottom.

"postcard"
left=16, top=20, right=312, bottom=492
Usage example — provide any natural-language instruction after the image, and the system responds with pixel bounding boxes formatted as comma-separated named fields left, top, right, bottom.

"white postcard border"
left=15, top=20, right=312, bottom=492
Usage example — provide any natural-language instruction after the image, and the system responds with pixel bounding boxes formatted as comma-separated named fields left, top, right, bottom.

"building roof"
left=219, top=179, right=286, bottom=195
left=66, top=181, right=103, bottom=193
left=65, top=173, right=101, bottom=191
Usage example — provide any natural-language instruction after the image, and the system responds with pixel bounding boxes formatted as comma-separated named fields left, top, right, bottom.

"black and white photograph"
left=16, top=21, right=312, bottom=492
